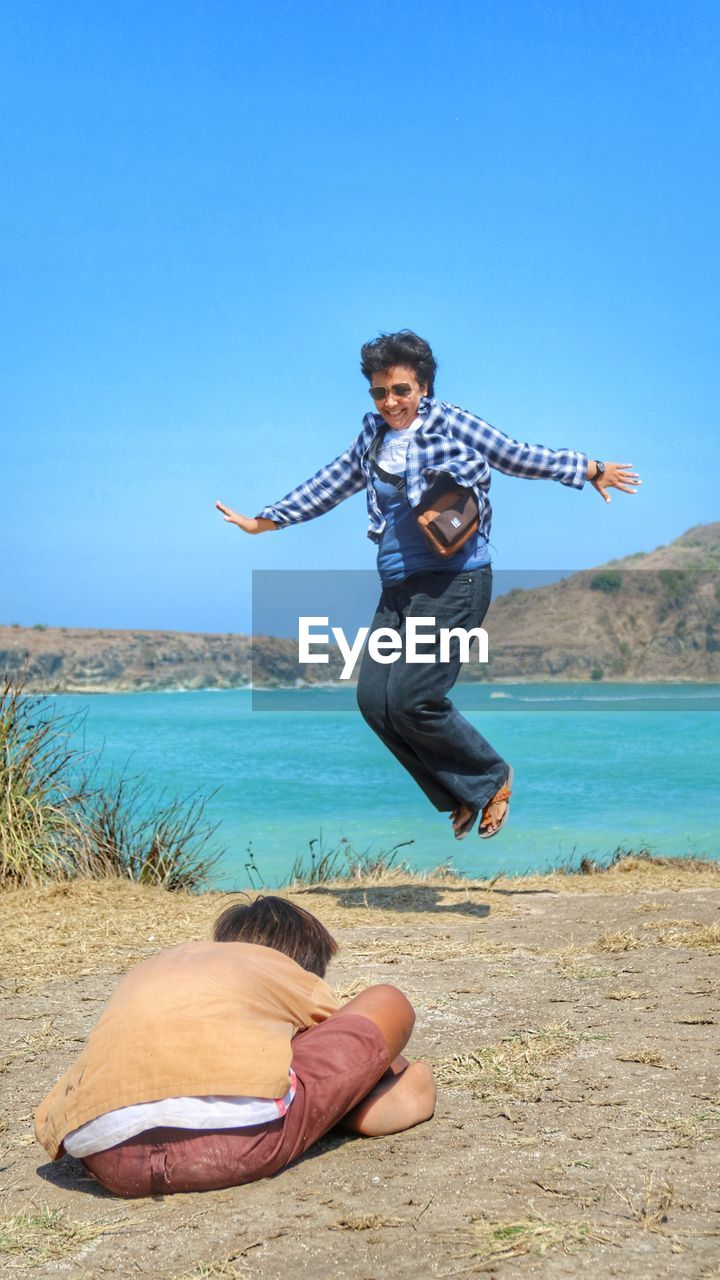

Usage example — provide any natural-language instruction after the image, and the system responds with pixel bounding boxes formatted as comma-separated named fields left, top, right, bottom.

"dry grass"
left=616, top=1048, right=672, bottom=1069
left=434, top=1022, right=582, bottom=1100
left=641, top=917, right=702, bottom=930
left=330, top=1214, right=406, bottom=1231
left=485, top=853, right=720, bottom=895
left=0, top=881, right=509, bottom=985
left=637, top=1108, right=720, bottom=1148
left=0, top=880, right=220, bottom=984
left=647, top=920, right=720, bottom=954
left=293, top=878, right=511, bottom=928
left=0, top=1205, right=126, bottom=1263
left=0, top=863, right=717, bottom=987
left=594, top=930, right=640, bottom=953
left=292, top=850, right=720, bottom=907
left=556, top=960, right=615, bottom=981
left=613, top=1173, right=676, bottom=1232
left=174, top=1259, right=252, bottom=1280
left=350, top=935, right=508, bottom=965
left=605, top=988, right=644, bottom=1000
left=450, top=1214, right=607, bottom=1271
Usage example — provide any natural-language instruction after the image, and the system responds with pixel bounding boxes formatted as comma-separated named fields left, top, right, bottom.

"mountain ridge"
left=3, top=523, right=719, bottom=690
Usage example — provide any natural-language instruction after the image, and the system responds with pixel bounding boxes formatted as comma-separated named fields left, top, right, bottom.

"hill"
left=479, top=521, right=720, bottom=682
left=2, top=522, right=718, bottom=690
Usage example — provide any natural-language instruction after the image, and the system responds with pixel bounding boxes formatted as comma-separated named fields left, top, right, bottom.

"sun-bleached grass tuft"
left=594, top=930, right=640, bottom=953
left=641, top=917, right=702, bottom=930
left=616, top=1048, right=671, bottom=1069
left=0, top=1205, right=126, bottom=1262
left=434, top=1022, right=582, bottom=1100
left=613, top=1173, right=676, bottom=1232
left=637, top=1108, right=720, bottom=1148
left=456, top=1214, right=608, bottom=1268
left=605, top=988, right=644, bottom=1000
left=330, top=1214, right=406, bottom=1231
left=557, top=960, right=615, bottom=981
left=647, top=920, right=720, bottom=954
left=174, top=1259, right=252, bottom=1280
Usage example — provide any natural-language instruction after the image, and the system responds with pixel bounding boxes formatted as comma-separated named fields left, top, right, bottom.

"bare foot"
left=451, top=803, right=475, bottom=836
left=341, top=1059, right=437, bottom=1136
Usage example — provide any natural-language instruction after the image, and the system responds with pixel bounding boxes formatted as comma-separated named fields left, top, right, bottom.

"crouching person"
left=34, top=896, right=436, bottom=1196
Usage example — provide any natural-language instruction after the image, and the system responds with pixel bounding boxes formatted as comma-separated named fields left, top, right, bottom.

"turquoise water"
left=53, top=684, right=720, bottom=888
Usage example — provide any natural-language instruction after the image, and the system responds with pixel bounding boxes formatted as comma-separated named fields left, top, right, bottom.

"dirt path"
left=1, top=866, right=719, bottom=1278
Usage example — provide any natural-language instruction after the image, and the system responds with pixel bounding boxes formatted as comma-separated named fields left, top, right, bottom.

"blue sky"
left=2, top=0, right=718, bottom=634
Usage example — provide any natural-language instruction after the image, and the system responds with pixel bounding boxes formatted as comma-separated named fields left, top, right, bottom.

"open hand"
left=591, top=463, right=641, bottom=505
left=215, top=502, right=278, bottom=534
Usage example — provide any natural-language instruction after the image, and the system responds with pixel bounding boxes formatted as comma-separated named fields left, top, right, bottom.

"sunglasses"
left=369, top=382, right=414, bottom=403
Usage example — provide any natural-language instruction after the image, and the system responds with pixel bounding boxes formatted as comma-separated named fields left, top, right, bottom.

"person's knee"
left=371, top=983, right=416, bottom=1029
left=357, top=983, right=415, bottom=1031
left=337, top=983, right=416, bottom=1058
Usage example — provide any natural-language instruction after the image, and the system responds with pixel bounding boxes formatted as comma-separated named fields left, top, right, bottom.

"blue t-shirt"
left=374, top=474, right=490, bottom=585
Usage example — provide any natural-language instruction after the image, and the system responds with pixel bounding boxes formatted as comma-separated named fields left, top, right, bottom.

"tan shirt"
left=35, top=941, right=338, bottom=1160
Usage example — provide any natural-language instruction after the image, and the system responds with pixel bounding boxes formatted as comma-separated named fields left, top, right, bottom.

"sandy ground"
left=1, top=860, right=719, bottom=1279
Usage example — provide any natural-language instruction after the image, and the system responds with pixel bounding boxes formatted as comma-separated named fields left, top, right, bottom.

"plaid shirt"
left=257, top=397, right=588, bottom=544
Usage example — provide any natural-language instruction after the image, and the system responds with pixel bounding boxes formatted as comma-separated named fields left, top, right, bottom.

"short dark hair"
left=212, top=895, right=338, bottom=977
left=360, top=330, right=437, bottom=396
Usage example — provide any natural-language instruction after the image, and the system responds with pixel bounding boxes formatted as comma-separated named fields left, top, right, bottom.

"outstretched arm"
left=586, top=460, right=641, bottom=504
left=216, top=437, right=366, bottom=535
left=446, top=407, right=642, bottom=500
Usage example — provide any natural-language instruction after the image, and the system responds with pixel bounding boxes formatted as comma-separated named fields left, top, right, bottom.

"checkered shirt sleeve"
left=255, top=436, right=366, bottom=528
left=441, top=404, right=588, bottom=488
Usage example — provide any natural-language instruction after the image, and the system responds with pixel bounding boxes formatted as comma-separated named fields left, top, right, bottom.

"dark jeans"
left=356, top=566, right=509, bottom=813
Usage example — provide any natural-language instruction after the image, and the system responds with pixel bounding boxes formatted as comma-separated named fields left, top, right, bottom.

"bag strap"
left=371, top=457, right=407, bottom=490
left=368, top=429, right=407, bottom=491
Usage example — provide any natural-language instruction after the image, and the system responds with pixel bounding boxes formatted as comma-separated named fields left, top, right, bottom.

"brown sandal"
left=478, top=767, right=514, bottom=839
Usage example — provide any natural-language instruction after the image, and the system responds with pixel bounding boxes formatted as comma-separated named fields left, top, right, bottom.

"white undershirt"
left=63, top=1072, right=297, bottom=1157
left=375, top=417, right=422, bottom=475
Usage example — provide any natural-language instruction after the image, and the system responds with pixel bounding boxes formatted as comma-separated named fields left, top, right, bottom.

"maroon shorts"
left=82, top=1014, right=388, bottom=1197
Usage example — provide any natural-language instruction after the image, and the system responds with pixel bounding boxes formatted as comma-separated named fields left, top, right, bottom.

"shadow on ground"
left=299, top=885, right=491, bottom=917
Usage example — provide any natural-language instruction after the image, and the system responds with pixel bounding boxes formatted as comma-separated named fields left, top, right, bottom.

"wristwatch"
left=594, top=460, right=606, bottom=480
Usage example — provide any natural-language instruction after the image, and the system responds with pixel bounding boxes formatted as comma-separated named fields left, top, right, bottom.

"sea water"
left=52, top=684, right=719, bottom=888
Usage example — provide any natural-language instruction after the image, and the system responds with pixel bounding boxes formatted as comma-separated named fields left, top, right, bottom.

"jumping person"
left=35, top=896, right=436, bottom=1196
left=217, top=331, right=640, bottom=840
